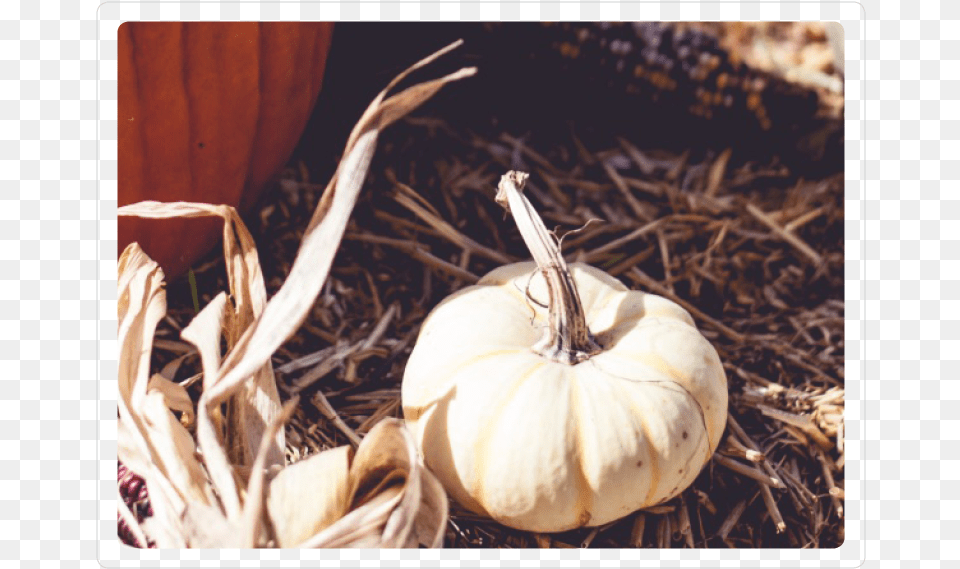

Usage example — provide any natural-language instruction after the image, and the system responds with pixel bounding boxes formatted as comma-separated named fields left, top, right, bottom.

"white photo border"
left=98, top=2, right=865, bottom=566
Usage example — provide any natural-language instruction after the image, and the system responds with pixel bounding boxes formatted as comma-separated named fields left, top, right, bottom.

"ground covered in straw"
left=147, top=22, right=844, bottom=549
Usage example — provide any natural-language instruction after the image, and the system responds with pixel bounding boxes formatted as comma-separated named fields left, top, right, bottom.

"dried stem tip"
left=496, top=171, right=601, bottom=364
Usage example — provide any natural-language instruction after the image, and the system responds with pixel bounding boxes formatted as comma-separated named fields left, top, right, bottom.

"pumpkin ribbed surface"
left=118, top=22, right=334, bottom=277
left=402, top=262, right=728, bottom=533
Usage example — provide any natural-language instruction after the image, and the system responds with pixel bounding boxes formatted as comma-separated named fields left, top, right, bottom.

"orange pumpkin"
left=118, top=22, right=334, bottom=277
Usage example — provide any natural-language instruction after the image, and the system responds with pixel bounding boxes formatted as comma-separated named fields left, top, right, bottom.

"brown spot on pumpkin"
left=636, top=460, right=643, bottom=467
left=683, top=431, right=688, bottom=440
left=197, top=142, right=205, bottom=149
left=576, top=510, right=591, bottom=528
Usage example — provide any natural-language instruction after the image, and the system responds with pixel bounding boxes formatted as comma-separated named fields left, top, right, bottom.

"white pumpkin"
left=401, top=172, right=728, bottom=533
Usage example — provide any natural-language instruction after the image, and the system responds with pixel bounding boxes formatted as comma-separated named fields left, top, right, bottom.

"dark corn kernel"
left=118, top=461, right=155, bottom=548
left=289, top=21, right=840, bottom=172
left=482, top=21, right=820, bottom=136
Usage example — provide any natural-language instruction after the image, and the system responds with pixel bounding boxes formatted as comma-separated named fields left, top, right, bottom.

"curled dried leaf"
left=294, top=419, right=448, bottom=548
left=120, top=202, right=284, bottom=475
left=146, top=375, right=194, bottom=427
left=267, top=446, right=354, bottom=547
left=266, top=420, right=447, bottom=549
left=117, top=243, right=217, bottom=548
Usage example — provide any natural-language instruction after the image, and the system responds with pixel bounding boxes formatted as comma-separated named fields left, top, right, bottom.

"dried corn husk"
left=268, top=419, right=448, bottom=548
left=116, top=41, right=472, bottom=548
left=117, top=244, right=215, bottom=548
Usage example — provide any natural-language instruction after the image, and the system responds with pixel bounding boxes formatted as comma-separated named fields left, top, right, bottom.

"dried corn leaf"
left=181, top=291, right=227, bottom=393
left=147, top=373, right=195, bottom=427
left=139, top=390, right=212, bottom=506
left=238, top=398, right=301, bottom=547
left=117, top=43, right=469, bottom=548
left=267, top=446, right=354, bottom=547
left=119, top=47, right=474, bottom=527
left=117, top=487, right=148, bottom=548
left=117, top=244, right=166, bottom=412
left=179, top=290, right=242, bottom=518
left=119, top=203, right=284, bottom=474
left=204, top=45, right=476, bottom=424
left=116, top=246, right=185, bottom=485
left=295, top=419, right=448, bottom=549
left=138, top=479, right=189, bottom=548
left=174, top=501, right=241, bottom=549
left=267, top=420, right=447, bottom=549
left=157, top=351, right=194, bottom=381
left=117, top=244, right=216, bottom=547
left=116, top=418, right=150, bottom=482
left=346, top=418, right=423, bottom=548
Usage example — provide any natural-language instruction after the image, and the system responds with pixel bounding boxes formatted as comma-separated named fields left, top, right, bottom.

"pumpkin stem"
left=496, top=171, right=601, bottom=364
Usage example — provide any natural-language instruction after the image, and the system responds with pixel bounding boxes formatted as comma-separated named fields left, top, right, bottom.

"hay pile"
left=125, top=22, right=844, bottom=549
